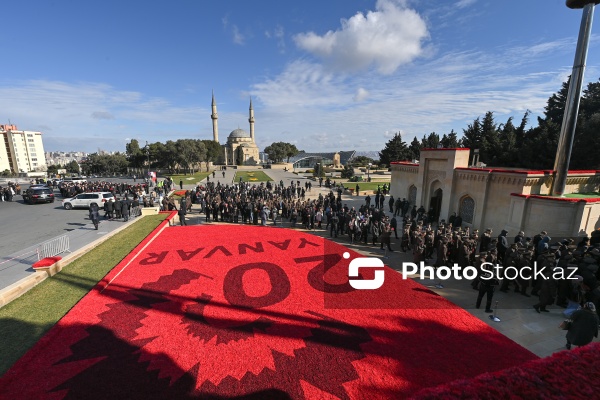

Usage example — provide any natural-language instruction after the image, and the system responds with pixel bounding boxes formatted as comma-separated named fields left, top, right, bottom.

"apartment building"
left=0, top=124, right=47, bottom=173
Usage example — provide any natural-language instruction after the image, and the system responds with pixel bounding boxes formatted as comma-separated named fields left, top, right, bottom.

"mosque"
left=211, top=93, right=260, bottom=166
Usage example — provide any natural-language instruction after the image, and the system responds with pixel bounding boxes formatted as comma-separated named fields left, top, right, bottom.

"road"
left=0, top=178, right=146, bottom=259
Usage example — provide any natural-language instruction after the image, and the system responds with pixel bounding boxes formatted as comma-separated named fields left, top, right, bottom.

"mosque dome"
left=228, top=128, right=250, bottom=139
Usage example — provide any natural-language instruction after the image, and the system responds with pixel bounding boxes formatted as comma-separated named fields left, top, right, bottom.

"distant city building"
left=0, top=124, right=47, bottom=173
left=45, top=151, right=88, bottom=166
left=211, top=93, right=260, bottom=165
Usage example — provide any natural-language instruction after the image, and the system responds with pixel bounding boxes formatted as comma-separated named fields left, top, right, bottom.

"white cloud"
left=455, top=0, right=478, bottom=9
left=0, top=80, right=209, bottom=152
left=232, top=25, right=245, bottom=45
left=293, top=0, right=429, bottom=74
left=353, top=87, right=369, bottom=102
left=249, top=36, right=572, bottom=152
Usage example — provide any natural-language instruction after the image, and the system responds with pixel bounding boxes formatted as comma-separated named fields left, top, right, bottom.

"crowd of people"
left=0, top=182, right=21, bottom=202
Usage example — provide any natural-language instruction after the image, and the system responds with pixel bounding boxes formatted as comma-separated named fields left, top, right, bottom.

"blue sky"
left=1, top=0, right=599, bottom=154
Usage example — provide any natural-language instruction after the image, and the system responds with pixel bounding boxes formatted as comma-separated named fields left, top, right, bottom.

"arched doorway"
left=429, top=187, right=443, bottom=223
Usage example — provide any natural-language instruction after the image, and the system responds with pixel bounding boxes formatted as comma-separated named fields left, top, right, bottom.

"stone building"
left=211, top=93, right=260, bottom=166
left=390, top=148, right=600, bottom=237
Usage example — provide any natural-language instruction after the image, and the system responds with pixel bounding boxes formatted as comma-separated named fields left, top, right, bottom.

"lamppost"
left=552, top=0, right=600, bottom=196
left=367, top=163, right=372, bottom=182
left=145, top=141, right=150, bottom=178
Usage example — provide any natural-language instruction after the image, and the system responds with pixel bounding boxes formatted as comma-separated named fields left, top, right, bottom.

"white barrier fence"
left=36, top=235, right=70, bottom=261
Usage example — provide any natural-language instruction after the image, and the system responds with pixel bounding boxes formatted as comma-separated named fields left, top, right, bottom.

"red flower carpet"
left=0, top=225, right=539, bottom=399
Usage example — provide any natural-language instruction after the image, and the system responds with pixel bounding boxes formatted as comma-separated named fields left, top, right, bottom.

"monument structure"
left=390, top=149, right=599, bottom=237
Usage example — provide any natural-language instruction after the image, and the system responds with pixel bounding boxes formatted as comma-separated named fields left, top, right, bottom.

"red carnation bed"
left=0, top=226, right=538, bottom=399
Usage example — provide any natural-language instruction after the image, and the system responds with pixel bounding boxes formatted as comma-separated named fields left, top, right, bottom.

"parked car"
left=62, top=192, right=114, bottom=210
left=22, top=187, right=55, bottom=204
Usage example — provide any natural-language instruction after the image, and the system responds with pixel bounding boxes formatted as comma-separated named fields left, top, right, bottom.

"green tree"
left=46, top=164, right=61, bottom=176
left=263, top=142, right=286, bottom=163
left=460, top=118, right=482, bottom=165
left=236, top=146, right=244, bottom=166
left=125, top=139, right=145, bottom=168
left=350, top=155, right=376, bottom=166
left=421, top=132, right=440, bottom=149
left=408, top=136, right=421, bottom=161
left=378, top=133, right=411, bottom=167
left=440, top=130, right=460, bottom=148
left=162, top=140, right=180, bottom=173
left=313, top=162, right=326, bottom=178
left=285, top=143, right=300, bottom=162
left=341, top=164, right=355, bottom=179
left=66, top=160, right=80, bottom=174
left=201, top=140, right=223, bottom=171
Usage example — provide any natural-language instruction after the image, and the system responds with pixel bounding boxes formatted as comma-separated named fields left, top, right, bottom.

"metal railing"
left=36, top=235, right=70, bottom=260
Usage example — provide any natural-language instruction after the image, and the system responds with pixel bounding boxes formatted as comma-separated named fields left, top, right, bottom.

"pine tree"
left=408, top=136, right=421, bottom=161
left=378, top=133, right=411, bottom=166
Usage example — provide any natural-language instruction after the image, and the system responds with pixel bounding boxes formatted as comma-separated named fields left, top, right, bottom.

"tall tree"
left=408, top=136, right=421, bottom=161
left=201, top=140, right=223, bottom=171
left=421, top=132, right=440, bottom=149
left=440, top=130, right=459, bottom=148
left=125, top=139, right=145, bottom=168
left=263, top=142, right=291, bottom=163
left=66, top=160, right=80, bottom=174
left=378, top=133, right=411, bottom=166
left=285, top=143, right=300, bottom=163
left=460, top=118, right=482, bottom=165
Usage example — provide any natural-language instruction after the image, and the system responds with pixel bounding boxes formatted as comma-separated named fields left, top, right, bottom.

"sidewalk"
left=0, top=216, right=141, bottom=306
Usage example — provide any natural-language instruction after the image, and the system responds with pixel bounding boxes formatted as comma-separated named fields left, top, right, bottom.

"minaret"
left=211, top=91, right=219, bottom=143
left=248, top=97, right=255, bottom=143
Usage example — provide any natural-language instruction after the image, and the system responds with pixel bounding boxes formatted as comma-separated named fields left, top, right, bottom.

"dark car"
left=22, top=187, right=55, bottom=204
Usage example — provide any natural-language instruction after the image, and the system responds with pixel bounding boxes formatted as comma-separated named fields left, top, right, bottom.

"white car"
left=62, top=192, right=114, bottom=210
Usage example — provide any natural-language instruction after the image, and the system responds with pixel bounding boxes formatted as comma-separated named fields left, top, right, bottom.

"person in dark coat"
left=533, top=267, right=558, bottom=313
left=496, top=230, right=509, bottom=263
left=122, top=197, right=131, bottom=222
left=476, top=269, right=499, bottom=313
left=105, top=198, right=114, bottom=219
left=178, top=204, right=187, bottom=226
left=390, top=216, right=399, bottom=239
left=114, top=198, right=122, bottom=219
left=566, top=302, right=599, bottom=349
left=89, top=203, right=100, bottom=230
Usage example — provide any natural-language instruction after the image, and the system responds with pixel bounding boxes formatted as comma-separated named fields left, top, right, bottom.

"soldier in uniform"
left=499, top=243, right=520, bottom=292
left=476, top=252, right=500, bottom=313
left=330, top=212, right=339, bottom=238
left=479, top=228, right=492, bottom=252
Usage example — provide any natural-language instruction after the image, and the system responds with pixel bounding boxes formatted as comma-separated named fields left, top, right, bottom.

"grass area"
left=235, top=170, right=272, bottom=182
left=563, top=192, right=600, bottom=198
left=0, top=214, right=167, bottom=376
left=167, top=171, right=210, bottom=184
left=339, top=181, right=390, bottom=191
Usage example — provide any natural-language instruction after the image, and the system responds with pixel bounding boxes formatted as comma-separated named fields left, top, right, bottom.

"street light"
left=552, top=0, right=600, bottom=196
left=367, top=163, right=372, bottom=182
left=145, top=141, right=150, bottom=178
